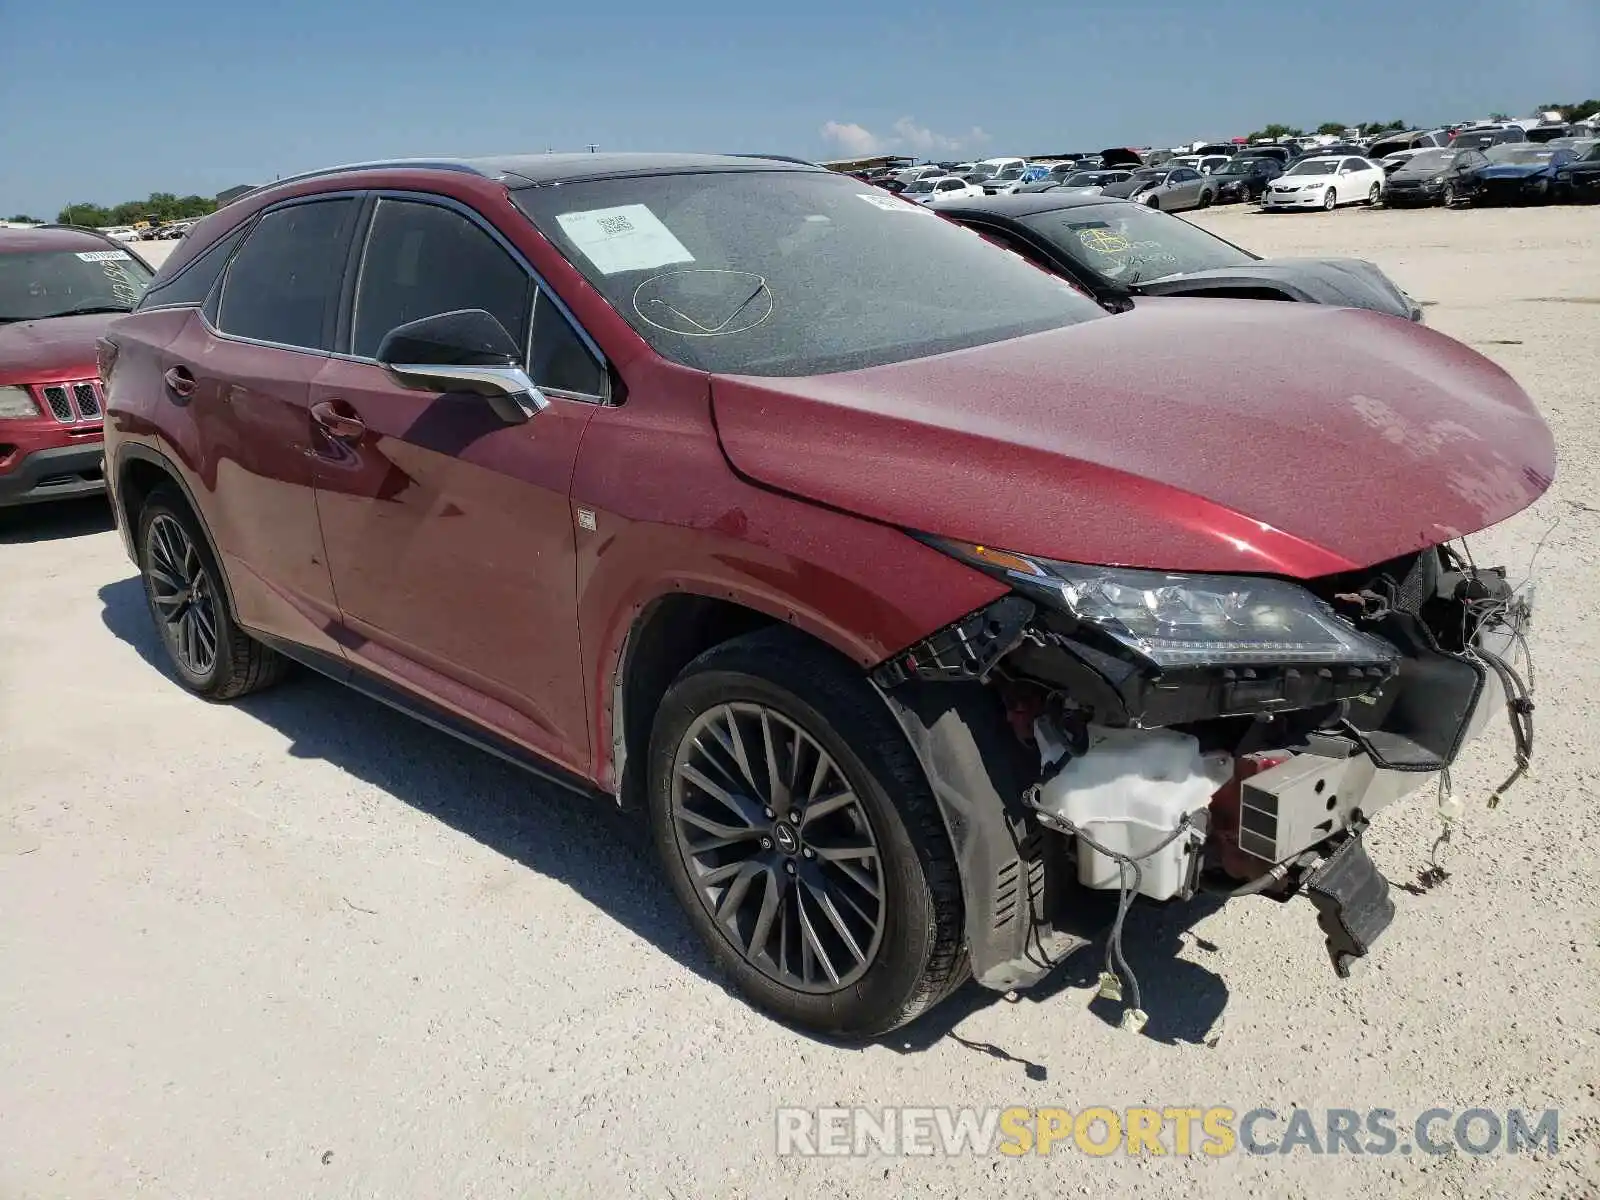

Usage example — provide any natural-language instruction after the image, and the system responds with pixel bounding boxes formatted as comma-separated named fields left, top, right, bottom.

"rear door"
left=308, top=194, right=607, bottom=776
left=159, top=196, right=360, bottom=659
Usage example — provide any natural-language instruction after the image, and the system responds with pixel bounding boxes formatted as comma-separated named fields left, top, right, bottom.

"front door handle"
left=164, top=366, right=196, bottom=398
left=310, top=400, right=366, bottom=440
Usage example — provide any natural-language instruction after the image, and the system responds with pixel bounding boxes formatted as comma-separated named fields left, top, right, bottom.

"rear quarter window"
left=138, top=225, right=247, bottom=311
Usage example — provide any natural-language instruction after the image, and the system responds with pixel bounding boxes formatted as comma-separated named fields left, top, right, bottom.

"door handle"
left=311, top=400, right=366, bottom=440
left=164, top=366, right=196, bottom=398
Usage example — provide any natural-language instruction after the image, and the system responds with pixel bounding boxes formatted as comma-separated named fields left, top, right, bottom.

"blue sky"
left=2, top=0, right=1595, bottom=218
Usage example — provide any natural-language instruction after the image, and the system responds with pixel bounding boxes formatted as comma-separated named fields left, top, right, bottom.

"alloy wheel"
left=670, top=702, right=886, bottom=993
left=1323, top=188, right=1338, bottom=210
left=146, top=513, right=219, bottom=677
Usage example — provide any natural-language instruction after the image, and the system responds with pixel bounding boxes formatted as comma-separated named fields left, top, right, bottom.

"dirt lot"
left=3, top=207, right=1598, bottom=1199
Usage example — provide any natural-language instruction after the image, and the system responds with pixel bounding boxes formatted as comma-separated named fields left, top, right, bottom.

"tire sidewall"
left=647, top=666, right=941, bottom=1036
left=1324, top=188, right=1338, bottom=210
left=137, top=494, right=231, bottom=693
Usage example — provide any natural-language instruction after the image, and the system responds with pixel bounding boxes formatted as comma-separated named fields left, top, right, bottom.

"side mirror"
left=376, top=308, right=547, bottom=425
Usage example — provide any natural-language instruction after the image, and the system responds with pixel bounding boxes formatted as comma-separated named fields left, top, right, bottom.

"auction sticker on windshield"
left=554, top=204, right=695, bottom=275
left=856, top=193, right=926, bottom=213
left=75, top=250, right=133, bottom=262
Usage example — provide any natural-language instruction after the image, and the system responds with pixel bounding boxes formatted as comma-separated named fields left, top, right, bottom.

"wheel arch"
left=113, top=443, right=237, bottom=614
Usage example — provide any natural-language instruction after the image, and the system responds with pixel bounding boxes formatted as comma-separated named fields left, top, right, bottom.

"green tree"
left=6, top=214, right=40, bottom=224
left=1246, top=122, right=1303, bottom=142
left=1542, top=99, right=1600, bottom=121
left=56, top=192, right=216, bottom=228
left=57, top=202, right=112, bottom=226
left=1316, top=122, right=1347, bottom=136
left=1357, top=119, right=1408, bottom=136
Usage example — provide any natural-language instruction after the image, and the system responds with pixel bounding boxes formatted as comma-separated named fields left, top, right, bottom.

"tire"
left=1441, top=183, right=1458, bottom=208
left=1197, top=189, right=1213, bottom=209
left=1145, top=194, right=1161, bottom=209
left=137, top=487, right=288, bottom=699
left=1367, top=183, right=1382, bottom=206
left=1323, top=188, right=1338, bottom=211
left=647, top=626, right=965, bottom=1038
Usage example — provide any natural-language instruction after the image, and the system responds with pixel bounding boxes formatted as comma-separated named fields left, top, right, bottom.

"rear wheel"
left=648, top=628, right=965, bottom=1038
left=138, top=488, right=287, bottom=699
left=1323, top=188, right=1338, bottom=211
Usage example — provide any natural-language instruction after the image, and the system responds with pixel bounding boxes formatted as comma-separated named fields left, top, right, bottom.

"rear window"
left=0, top=246, right=153, bottom=323
left=512, top=170, right=1100, bottom=376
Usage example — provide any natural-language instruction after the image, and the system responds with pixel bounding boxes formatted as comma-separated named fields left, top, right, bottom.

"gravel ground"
left=3, top=208, right=1598, bottom=1199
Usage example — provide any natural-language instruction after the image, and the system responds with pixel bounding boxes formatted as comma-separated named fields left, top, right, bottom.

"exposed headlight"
left=928, top=540, right=1397, bottom=669
left=0, top=385, right=40, bottom=418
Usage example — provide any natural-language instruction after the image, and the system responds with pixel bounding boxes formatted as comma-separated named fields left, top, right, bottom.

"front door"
left=309, top=195, right=610, bottom=776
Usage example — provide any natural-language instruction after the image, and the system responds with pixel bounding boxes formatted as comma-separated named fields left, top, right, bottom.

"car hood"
left=1389, top=166, right=1447, bottom=182
left=1476, top=163, right=1551, bottom=178
left=1100, top=179, right=1157, bottom=197
left=710, top=300, right=1554, bottom=579
left=0, top=313, right=116, bottom=384
left=1131, top=257, right=1419, bottom=320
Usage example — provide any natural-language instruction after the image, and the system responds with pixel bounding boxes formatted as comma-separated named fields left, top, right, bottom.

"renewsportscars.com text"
left=775, top=1106, right=1561, bottom=1158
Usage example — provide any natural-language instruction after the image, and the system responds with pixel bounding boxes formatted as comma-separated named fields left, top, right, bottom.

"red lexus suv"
left=102, top=154, right=1551, bottom=1038
left=0, top=226, right=153, bottom=506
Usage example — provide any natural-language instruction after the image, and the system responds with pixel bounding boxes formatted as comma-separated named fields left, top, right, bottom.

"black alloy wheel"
left=145, top=512, right=219, bottom=678
left=670, top=702, right=886, bottom=993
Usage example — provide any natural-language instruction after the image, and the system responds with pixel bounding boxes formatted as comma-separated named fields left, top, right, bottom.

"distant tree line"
left=1543, top=99, right=1600, bottom=122
left=1244, top=119, right=1408, bottom=142
left=55, top=192, right=217, bottom=228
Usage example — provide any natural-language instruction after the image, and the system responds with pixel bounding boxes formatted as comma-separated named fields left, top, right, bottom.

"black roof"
left=934, top=192, right=1131, bottom=219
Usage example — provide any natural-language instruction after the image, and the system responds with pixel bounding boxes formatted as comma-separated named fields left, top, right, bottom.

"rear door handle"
left=310, top=400, right=366, bottom=440
left=164, top=366, right=196, bottom=398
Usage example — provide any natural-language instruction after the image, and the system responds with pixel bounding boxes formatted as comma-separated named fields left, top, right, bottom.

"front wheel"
left=648, top=628, right=966, bottom=1038
left=1323, top=188, right=1338, bottom=211
left=1442, top=183, right=1458, bottom=208
left=1145, top=194, right=1161, bottom=209
left=1197, top=189, right=1214, bottom=209
left=1367, top=183, right=1382, bottom=206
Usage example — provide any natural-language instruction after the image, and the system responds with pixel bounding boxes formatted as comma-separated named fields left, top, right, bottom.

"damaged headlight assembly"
left=886, top=538, right=1400, bottom=728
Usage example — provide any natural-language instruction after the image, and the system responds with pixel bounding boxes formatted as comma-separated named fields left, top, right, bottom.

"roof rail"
left=237, top=159, right=491, bottom=201
left=727, top=154, right=819, bottom=166
left=33, top=223, right=157, bottom=271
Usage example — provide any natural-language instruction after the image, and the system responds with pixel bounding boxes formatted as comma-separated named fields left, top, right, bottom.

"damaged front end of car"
left=870, top=537, right=1535, bottom=1030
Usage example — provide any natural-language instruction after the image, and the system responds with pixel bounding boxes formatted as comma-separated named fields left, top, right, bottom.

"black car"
left=934, top=192, right=1422, bottom=319
left=1381, top=147, right=1490, bottom=207
left=1236, top=145, right=1293, bottom=165
left=1210, top=156, right=1284, bottom=202
left=1554, top=143, right=1600, bottom=202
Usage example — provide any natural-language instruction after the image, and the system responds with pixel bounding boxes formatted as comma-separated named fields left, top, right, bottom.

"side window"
left=529, top=292, right=605, bottom=398
left=351, top=199, right=533, bottom=359
left=139, top=224, right=245, bottom=310
left=217, top=199, right=358, bottom=350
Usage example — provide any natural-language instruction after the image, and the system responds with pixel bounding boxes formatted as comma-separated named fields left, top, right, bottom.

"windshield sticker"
left=632, top=270, right=773, bottom=338
left=75, top=249, right=132, bottom=262
left=856, top=193, right=926, bottom=213
left=554, top=204, right=694, bottom=276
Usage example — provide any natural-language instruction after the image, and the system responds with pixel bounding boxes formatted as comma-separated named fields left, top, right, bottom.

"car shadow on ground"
left=0, top=496, right=114, bottom=543
left=99, top=572, right=1232, bottom=1065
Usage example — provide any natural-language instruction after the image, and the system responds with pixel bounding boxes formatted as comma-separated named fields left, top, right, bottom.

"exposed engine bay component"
left=872, top=538, right=1537, bottom=1030
left=1027, top=725, right=1231, bottom=901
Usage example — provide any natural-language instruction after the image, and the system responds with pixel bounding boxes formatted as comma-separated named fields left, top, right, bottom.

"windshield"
left=966, top=164, right=996, bottom=178
left=1129, top=168, right=1166, bottom=181
left=1218, top=159, right=1263, bottom=175
left=1017, top=203, right=1254, bottom=287
left=1287, top=160, right=1339, bottom=176
left=1064, top=172, right=1111, bottom=186
left=513, top=170, right=1101, bottom=376
left=0, top=247, right=153, bottom=322
left=904, top=180, right=935, bottom=193
left=995, top=167, right=1024, bottom=180
left=1401, top=150, right=1453, bottom=171
left=1486, top=146, right=1554, bottom=164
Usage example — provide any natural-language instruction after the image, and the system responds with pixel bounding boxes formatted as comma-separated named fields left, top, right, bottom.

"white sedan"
left=903, top=175, right=987, bottom=205
left=1262, top=156, right=1386, bottom=210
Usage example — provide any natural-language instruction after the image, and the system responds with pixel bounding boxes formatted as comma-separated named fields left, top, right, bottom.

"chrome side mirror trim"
left=383, top=362, right=550, bottom=423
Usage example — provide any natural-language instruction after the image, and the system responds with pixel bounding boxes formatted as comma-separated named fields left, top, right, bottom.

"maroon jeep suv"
left=102, top=154, right=1551, bottom=1037
left=0, top=226, right=153, bottom=506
